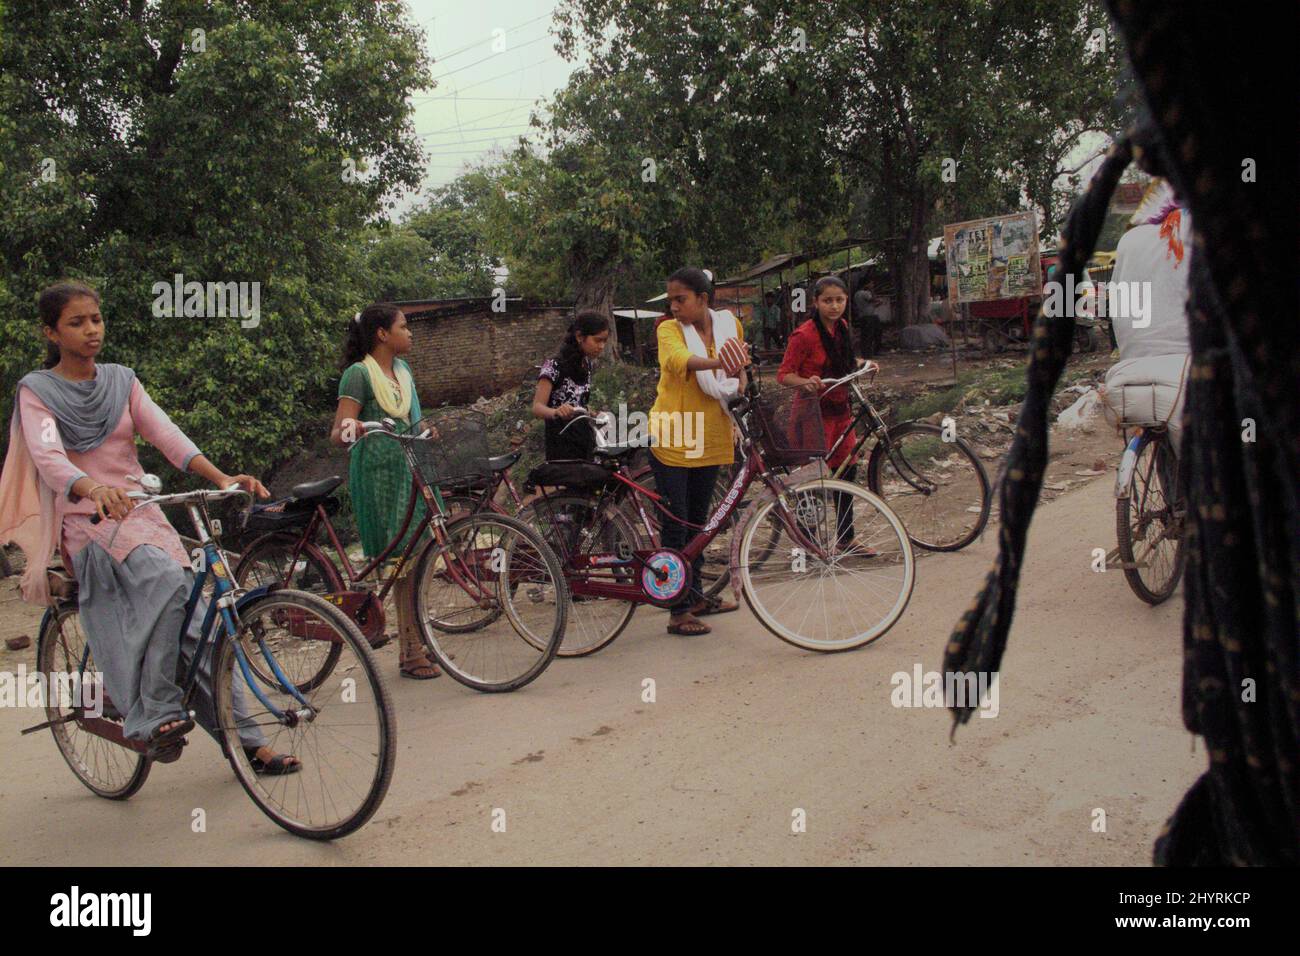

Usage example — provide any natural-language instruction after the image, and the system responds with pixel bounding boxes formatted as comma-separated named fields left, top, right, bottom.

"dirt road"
left=0, top=474, right=1201, bottom=865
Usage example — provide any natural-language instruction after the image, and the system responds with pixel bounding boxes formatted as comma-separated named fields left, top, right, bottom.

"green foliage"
left=541, top=0, right=1127, bottom=322
left=0, top=1, right=431, bottom=481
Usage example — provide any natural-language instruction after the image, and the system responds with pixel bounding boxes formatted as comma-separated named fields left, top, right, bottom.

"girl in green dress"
left=330, top=304, right=439, bottom=679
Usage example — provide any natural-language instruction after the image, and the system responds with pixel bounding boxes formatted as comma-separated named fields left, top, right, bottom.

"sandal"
left=690, top=595, right=739, bottom=616
left=244, top=746, right=303, bottom=776
left=666, top=616, right=712, bottom=636
left=146, top=716, right=193, bottom=762
left=400, top=652, right=442, bottom=679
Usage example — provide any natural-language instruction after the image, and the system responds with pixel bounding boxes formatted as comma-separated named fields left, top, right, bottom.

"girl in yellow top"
left=648, top=267, right=748, bottom=635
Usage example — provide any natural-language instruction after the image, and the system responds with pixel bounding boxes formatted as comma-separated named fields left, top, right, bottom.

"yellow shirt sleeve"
left=657, top=320, right=691, bottom=378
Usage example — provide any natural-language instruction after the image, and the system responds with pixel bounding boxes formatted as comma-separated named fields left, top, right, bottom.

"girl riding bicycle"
left=329, top=303, right=440, bottom=679
left=0, top=280, right=293, bottom=770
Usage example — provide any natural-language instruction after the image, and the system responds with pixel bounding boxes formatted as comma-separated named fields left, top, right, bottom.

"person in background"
left=759, top=291, right=782, bottom=352
left=532, top=310, right=611, bottom=461
left=853, top=278, right=883, bottom=358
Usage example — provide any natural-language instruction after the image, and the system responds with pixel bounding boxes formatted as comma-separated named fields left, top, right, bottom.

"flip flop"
left=244, top=747, right=303, bottom=776
left=666, top=619, right=712, bottom=636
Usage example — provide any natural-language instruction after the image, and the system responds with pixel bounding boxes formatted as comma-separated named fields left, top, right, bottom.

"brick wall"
left=402, top=299, right=573, bottom=407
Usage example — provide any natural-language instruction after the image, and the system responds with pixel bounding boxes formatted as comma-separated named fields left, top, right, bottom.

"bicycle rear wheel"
left=412, top=513, right=568, bottom=691
left=1116, top=434, right=1185, bottom=604
left=866, top=421, right=991, bottom=551
left=739, top=477, right=914, bottom=651
left=37, top=605, right=150, bottom=800
left=517, top=494, right=639, bottom=656
left=213, top=589, right=394, bottom=840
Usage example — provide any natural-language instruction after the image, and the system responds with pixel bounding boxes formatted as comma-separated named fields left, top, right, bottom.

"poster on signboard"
left=944, top=211, right=1042, bottom=303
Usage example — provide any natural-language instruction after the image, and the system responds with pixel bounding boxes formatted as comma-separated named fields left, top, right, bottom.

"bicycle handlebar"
left=818, top=360, right=880, bottom=391
left=346, top=418, right=432, bottom=453
left=89, top=485, right=251, bottom=524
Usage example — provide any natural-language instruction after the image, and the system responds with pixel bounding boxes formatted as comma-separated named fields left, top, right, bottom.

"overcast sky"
left=401, top=0, right=578, bottom=209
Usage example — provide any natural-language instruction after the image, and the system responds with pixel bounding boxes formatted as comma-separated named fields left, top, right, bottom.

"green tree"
left=0, top=1, right=430, bottom=476
left=550, top=0, right=1126, bottom=324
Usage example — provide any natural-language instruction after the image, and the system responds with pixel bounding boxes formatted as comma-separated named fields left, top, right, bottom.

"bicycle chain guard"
left=639, top=548, right=691, bottom=607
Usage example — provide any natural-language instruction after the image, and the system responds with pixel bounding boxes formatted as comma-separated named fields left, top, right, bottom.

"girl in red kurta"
left=777, top=276, right=866, bottom=546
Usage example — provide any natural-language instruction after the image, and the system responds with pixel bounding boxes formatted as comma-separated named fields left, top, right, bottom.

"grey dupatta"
left=15, top=363, right=135, bottom=453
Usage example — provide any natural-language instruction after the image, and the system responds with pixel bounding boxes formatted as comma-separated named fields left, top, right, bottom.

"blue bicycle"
left=25, top=477, right=395, bottom=840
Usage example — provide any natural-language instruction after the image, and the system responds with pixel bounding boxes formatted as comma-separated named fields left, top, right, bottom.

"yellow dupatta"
left=361, top=354, right=414, bottom=421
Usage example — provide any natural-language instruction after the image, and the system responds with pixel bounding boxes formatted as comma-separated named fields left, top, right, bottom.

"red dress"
left=777, top=318, right=856, bottom=468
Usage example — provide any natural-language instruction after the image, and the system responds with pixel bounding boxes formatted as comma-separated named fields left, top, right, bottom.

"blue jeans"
left=647, top=456, right=721, bottom=613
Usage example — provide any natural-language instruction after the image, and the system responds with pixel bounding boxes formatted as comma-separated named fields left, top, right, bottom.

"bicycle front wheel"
left=412, top=513, right=568, bottom=691
left=213, top=590, right=395, bottom=840
left=739, top=477, right=914, bottom=651
left=866, top=421, right=991, bottom=551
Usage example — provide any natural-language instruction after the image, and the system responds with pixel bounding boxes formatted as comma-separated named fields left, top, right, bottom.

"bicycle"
left=515, top=362, right=916, bottom=656
left=1113, top=424, right=1185, bottom=604
left=614, top=362, right=992, bottom=604
left=23, top=476, right=394, bottom=840
left=232, top=412, right=569, bottom=693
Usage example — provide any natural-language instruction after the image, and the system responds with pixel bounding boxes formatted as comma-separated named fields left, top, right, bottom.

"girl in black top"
left=531, top=311, right=611, bottom=460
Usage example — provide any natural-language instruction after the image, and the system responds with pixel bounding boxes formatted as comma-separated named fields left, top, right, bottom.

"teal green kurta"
left=338, top=360, right=427, bottom=559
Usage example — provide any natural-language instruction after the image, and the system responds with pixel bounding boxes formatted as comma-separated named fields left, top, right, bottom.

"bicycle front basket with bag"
left=409, top=408, right=493, bottom=489
left=752, top=385, right=826, bottom=467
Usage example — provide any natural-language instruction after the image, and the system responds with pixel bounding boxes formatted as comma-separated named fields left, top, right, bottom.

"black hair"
left=809, top=276, right=855, bottom=377
left=342, top=302, right=403, bottom=368
left=555, top=310, right=609, bottom=384
left=667, top=266, right=713, bottom=304
left=38, top=280, right=101, bottom=369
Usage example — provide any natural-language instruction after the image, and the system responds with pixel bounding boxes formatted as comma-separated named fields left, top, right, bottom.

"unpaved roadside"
left=0, top=474, right=1201, bottom=865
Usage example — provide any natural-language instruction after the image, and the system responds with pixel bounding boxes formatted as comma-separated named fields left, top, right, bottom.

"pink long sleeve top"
left=18, top=379, right=201, bottom=572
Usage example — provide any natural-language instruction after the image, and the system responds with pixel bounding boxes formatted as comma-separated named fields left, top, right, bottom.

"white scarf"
left=678, top=309, right=740, bottom=412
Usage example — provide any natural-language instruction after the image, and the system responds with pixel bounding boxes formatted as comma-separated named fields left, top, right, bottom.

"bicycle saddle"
left=488, top=450, right=522, bottom=472
left=526, top=460, right=616, bottom=491
left=593, top=443, right=642, bottom=460
left=290, top=475, right=343, bottom=501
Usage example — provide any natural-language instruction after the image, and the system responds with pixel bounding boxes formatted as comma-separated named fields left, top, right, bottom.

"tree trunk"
left=574, top=272, right=621, bottom=361
left=897, top=189, right=932, bottom=327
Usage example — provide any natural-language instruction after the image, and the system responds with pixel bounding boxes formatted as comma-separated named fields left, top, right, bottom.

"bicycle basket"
left=409, top=408, right=493, bottom=488
left=752, top=385, right=826, bottom=467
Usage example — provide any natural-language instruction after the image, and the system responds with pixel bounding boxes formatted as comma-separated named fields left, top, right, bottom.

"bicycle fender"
left=726, top=460, right=830, bottom=606
left=234, top=584, right=276, bottom=613
left=1115, top=433, right=1145, bottom=499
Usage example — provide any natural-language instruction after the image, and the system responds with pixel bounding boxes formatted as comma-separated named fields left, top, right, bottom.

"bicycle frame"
left=32, top=494, right=314, bottom=752
left=537, top=420, right=840, bottom=605
left=261, top=429, right=499, bottom=610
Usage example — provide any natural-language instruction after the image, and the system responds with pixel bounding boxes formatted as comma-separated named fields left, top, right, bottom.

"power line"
left=430, top=31, right=553, bottom=82
left=414, top=54, right=561, bottom=100
left=418, top=123, right=536, bottom=140
left=422, top=137, right=537, bottom=155
left=415, top=102, right=543, bottom=138
left=425, top=11, right=552, bottom=66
